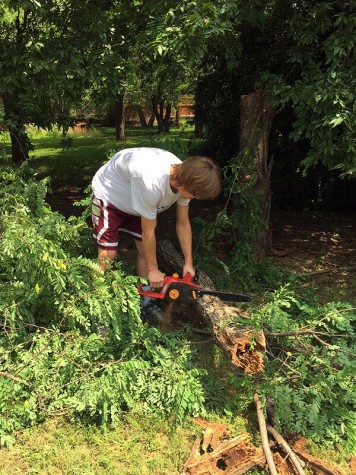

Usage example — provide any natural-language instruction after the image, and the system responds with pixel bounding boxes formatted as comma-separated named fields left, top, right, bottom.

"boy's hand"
left=182, top=263, right=195, bottom=277
left=148, top=269, right=165, bottom=288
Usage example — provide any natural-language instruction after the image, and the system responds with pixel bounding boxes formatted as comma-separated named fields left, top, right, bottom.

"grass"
left=0, top=414, right=195, bottom=475
left=0, top=124, right=201, bottom=191
left=0, top=343, right=254, bottom=475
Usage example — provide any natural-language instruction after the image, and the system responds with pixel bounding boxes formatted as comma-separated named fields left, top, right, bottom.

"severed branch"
left=266, top=424, right=306, bottom=475
left=266, top=329, right=355, bottom=338
left=254, top=393, right=278, bottom=475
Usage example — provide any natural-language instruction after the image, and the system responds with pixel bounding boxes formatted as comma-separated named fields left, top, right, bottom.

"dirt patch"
left=269, top=209, right=356, bottom=303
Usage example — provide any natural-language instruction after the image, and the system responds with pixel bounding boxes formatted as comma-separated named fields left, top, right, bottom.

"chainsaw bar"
left=196, top=289, right=250, bottom=302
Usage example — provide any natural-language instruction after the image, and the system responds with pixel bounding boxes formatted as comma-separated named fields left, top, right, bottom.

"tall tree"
left=153, top=0, right=355, bottom=257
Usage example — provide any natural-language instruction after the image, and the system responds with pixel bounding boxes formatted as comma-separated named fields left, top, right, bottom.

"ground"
left=269, top=208, right=356, bottom=303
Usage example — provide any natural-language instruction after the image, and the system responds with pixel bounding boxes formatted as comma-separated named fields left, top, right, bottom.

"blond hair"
left=174, top=156, right=221, bottom=199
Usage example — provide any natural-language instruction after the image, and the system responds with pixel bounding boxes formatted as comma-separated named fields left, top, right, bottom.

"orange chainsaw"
left=137, top=272, right=250, bottom=303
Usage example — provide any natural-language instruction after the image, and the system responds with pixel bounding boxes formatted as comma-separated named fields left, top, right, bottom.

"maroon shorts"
left=91, top=195, right=142, bottom=250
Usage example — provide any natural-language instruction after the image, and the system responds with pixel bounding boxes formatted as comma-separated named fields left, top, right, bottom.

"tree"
left=0, top=0, right=106, bottom=162
left=267, top=1, right=356, bottom=176
left=153, top=0, right=355, bottom=258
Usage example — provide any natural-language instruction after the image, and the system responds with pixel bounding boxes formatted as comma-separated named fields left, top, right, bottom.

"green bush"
left=0, top=161, right=206, bottom=447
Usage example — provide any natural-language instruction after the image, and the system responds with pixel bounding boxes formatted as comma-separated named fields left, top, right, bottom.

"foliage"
left=223, top=286, right=356, bottom=454
left=192, top=158, right=355, bottom=453
left=192, top=207, right=289, bottom=293
left=193, top=156, right=290, bottom=292
left=264, top=1, right=356, bottom=176
left=0, top=161, right=206, bottom=447
left=255, top=287, right=356, bottom=453
left=0, top=0, right=110, bottom=160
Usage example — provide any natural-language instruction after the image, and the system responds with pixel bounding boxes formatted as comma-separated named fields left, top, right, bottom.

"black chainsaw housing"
left=165, top=283, right=198, bottom=303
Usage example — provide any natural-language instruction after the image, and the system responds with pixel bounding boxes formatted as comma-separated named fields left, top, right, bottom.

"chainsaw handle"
left=137, top=271, right=199, bottom=300
left=137, top=283, right=166, bottom=300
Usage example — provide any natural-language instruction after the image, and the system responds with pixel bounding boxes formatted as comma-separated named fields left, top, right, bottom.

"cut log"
left=157, top=240, right=265, bottom=374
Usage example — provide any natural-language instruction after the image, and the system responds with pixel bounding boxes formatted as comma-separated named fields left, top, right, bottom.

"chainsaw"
left=137, top=272, right=250, bottom=304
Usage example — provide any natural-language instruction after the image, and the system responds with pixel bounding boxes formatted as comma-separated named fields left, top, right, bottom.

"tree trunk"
left=136, top=105, right=148, bottom=128
left=2, top=93, right=31, bottom=163
left=162, top=102, right=171, bottom=132
left=157, top=240, right=265, bottom=374
left=175, top=106, right=180, bottom=128
left=115, top=94, right=126, bottom=141
left=148, top=112, right=155, bottom=127
left=151, top=95, right=163, bottom=132
left=151, top=96, right=171, bottom=132
left=239, top=89, right=275, bottom=259
left=194, top=80, right=204, bottom=138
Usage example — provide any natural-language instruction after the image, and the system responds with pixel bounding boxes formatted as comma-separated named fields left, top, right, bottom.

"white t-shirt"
left=92, top=147, right=190, bottom=220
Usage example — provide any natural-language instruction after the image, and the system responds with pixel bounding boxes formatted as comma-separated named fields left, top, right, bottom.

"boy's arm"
left=141, top=216, right=165, bottom=287
left=176, top=204, right=195, bottom=276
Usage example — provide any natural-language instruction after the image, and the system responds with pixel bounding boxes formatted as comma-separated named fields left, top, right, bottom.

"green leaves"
left=252, top=288, right=356, bottom=453
left=0, top=163, right=206, bottom=445
left=265, top=2, right=356, bottom=176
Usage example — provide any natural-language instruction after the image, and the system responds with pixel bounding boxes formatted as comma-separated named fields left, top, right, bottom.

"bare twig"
left=266, top=349, right=301, bottom=378
left=254, top=393, right=278, bottom=475
left=0, top=371, right=30, bottom=386
left=266, top=329, right=355, bottom=338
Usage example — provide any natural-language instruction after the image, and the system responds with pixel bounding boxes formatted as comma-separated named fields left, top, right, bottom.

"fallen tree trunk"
left=157, top=240, right=265, bottom=374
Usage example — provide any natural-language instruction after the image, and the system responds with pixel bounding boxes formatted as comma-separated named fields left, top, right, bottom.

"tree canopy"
left=0, top=0, right=355, bottom=176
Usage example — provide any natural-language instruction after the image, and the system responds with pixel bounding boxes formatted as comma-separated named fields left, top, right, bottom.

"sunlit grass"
left=0, top=124, right=199, bottom=190
left=0, top=414, right=196, bottom=475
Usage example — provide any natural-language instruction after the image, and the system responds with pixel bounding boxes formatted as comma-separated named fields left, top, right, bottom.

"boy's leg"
left=98, top=248, right=117, bottom=272
left=134, top=240, right=163, bottom=319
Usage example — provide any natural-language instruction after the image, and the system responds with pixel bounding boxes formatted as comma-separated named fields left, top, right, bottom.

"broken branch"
left=266, top=424, right=306, bottom=475
left=254, top=393, right=278, bottom=475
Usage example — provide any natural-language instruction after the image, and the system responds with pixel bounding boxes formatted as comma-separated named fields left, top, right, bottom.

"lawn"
left=26, top=125, right=199, bottom=190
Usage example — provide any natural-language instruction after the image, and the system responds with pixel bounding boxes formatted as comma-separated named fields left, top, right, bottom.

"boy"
left=91, top=147, right=221, bottom=288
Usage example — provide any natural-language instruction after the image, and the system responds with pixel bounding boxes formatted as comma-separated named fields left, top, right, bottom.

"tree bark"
left=238, top=89, right=275, bottom=259
left=163, top=102, right=171, bottom=132
left=157, top=240, right=265, bottom=374
left=115, top=94, right=126, bottom=141
left=151, top=96, right=171, bottom=132
left=254, top=393, right=278, bottom=475
left=175, top=106, right=180, bottom=128
left=266, top=424, right=306, bottom=475
left=2, top=93, right=31, bottom=163
left=151, top=95, right=163, bottom=132
left=148, top=112, right=155, bottom=127
left=136, top=105, right=148, bottom=128
left=183, top=432, right=266, bottom=475
left=291, top=437, right=343, bottom=475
